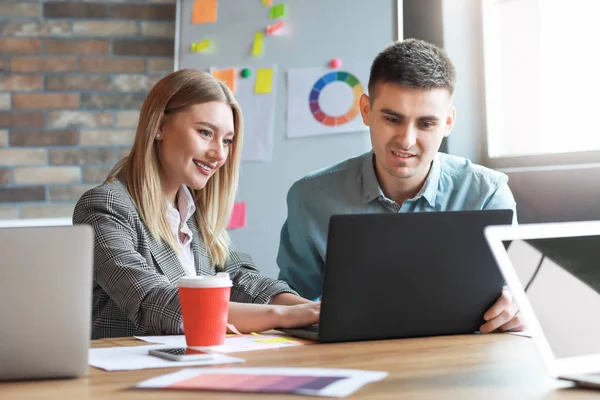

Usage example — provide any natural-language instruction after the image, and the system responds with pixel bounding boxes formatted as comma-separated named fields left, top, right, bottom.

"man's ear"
left=444, top=105, right=456, bottom=138
left=359, top=93, right=371, bottom=126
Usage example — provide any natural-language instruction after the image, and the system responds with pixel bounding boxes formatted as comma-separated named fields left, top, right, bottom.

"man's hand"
left=480, top=287, right=525, bottom=333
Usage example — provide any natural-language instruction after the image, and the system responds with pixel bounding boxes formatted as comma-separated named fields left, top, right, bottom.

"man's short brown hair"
left=368, top=38, right=457, bottom=100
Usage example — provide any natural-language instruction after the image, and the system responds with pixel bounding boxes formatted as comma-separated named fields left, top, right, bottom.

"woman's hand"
left=275, top=302, right=320, bottom=328
left=227, top=301, right=319, bottom=333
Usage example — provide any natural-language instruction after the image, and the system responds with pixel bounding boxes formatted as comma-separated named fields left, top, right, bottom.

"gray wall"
left=437, top=0, right=600, bottom=224
left=440, top=0, right=486, bottom=163
left=503, top=165, right=600, bottom=223
left=176, top=0, right=397, bottom=278
left=403, top=0, right=447, bottom=153
left=404, top=0, right=443, bottom=46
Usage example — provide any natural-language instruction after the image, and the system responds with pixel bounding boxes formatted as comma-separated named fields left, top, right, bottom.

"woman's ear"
left=156, top=117, right=166, bottom=140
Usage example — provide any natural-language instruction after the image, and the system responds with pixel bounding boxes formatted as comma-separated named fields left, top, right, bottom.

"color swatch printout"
left=136, top=367, right=388, bottom=397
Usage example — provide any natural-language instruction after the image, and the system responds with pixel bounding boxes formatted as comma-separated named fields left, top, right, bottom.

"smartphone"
left=148, top=347, right=216, bottom=362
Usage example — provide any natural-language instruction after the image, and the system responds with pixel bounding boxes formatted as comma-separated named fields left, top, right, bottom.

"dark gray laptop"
left=281, top=210, right=513, bottom=343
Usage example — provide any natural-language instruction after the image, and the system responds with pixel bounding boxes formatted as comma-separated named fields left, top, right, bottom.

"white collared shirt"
left=165, top=185, right=197, bottom=276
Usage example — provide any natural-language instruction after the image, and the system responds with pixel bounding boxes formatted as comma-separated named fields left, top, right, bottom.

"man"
left=277, top=39, right=523, bottom=333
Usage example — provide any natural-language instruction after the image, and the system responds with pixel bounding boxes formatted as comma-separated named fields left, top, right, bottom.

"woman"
left=74, top=69, right=319, bottom=339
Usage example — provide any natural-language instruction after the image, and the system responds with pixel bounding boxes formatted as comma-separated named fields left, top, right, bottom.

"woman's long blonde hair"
left=107, top=69, right=243, bottom=268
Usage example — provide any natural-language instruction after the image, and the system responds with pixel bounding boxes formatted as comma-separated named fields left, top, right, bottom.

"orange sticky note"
left=212, top=68, right=236, bottom=92
left=262, top=0, right=272, bottom=5
left=192, top=0, right=218, bottom=24
left=254, top=68, right=273, bottom=94
left=266, top=20, right=284, bottom=35
left=227, top=202, right=246, bottom=229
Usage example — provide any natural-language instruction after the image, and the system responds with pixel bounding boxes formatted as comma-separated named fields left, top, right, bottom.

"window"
left=482, top=0, right=600, bottom=167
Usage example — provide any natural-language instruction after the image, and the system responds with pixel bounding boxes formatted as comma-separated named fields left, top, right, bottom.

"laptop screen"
left=504, top=236, right=600, bottom=359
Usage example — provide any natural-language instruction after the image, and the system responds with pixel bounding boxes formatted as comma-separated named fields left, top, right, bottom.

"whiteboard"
left=175, top=0, right=402, bottom=278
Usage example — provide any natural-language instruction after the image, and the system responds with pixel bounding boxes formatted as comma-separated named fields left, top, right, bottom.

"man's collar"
left=361, top=151, right=384, bottom=204
left=416, top=154, right=439, bottom=207
left=361, top=151, right=440, bottom=207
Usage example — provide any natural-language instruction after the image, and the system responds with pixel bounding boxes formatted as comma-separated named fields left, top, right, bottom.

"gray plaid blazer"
left=73, top=180, right=297, bottom=339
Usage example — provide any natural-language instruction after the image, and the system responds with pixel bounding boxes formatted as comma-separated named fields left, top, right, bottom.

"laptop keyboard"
left=277, top=324, right=320, bottom=341
left=302, top=324, right=319, bottom=333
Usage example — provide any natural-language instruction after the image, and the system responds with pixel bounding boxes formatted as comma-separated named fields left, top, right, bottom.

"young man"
left=277, top=39, right=523, bottom=333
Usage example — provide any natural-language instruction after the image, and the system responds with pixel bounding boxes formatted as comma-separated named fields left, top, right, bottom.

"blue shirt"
left=276, top=151, right=517, bottom=300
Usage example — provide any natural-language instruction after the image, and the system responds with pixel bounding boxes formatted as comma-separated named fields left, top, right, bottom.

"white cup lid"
left=178, top=272, right=232, bottom=288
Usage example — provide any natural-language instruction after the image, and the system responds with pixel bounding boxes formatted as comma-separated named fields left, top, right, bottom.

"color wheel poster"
left=287, top=65, right=370, bottom=138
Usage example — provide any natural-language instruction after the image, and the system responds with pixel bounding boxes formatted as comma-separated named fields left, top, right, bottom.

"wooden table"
left=2, top=334, right=598, bottom=399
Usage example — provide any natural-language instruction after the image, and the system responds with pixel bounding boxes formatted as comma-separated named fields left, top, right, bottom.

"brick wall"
left=0, top=1, right=175, bottom=219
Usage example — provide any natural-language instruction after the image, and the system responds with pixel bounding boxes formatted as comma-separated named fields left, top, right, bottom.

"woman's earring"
left=156, top=132, right=161, bottom=139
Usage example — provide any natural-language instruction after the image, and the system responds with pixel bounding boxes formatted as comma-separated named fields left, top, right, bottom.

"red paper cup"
left=178, top=273, right=232, bottom=347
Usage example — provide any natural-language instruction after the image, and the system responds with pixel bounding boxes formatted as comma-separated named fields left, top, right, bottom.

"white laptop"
left=0, top=221, right=93, bottom=381
left=0, top=217, right=72, bottom=228
left=485, top=221, right=600, bottom=389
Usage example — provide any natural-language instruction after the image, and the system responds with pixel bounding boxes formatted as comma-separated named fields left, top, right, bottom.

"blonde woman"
left=74, top=69, right=319, bottom=339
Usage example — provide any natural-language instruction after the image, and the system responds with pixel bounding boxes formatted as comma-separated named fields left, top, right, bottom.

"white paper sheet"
left=211, top=65, right=277, bottom=162
left=135, top=335, right=187, bottom=347
left=135, top=367, right=388, bottom=398
left=88, top=344, right=244, bottom=371
left=135, top=333, right=313, bottom=353
left=287, top=65, right=370, bottom=138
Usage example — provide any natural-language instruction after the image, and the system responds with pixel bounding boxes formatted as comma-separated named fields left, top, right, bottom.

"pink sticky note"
left=266, top=20, right=284, bottom=35
left=227, top=323, right=244, bottom=335
left=227, top=202, right=246, bottom=229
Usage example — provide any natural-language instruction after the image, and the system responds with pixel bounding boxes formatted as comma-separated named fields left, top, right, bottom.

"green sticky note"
left=269, top=4, right=286, bottom=19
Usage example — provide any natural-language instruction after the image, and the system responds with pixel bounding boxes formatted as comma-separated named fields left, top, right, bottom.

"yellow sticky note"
left=251, top=32, right=264, bottom=57
left=254, top=68, right=273, bottom=94
left=192, top=0, right=218, bottom=24
left=190, top=40, right=211, bottom=53
left=254, top=337, right=298, bottom=343
left=212, top=68, right=236, bottom=93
